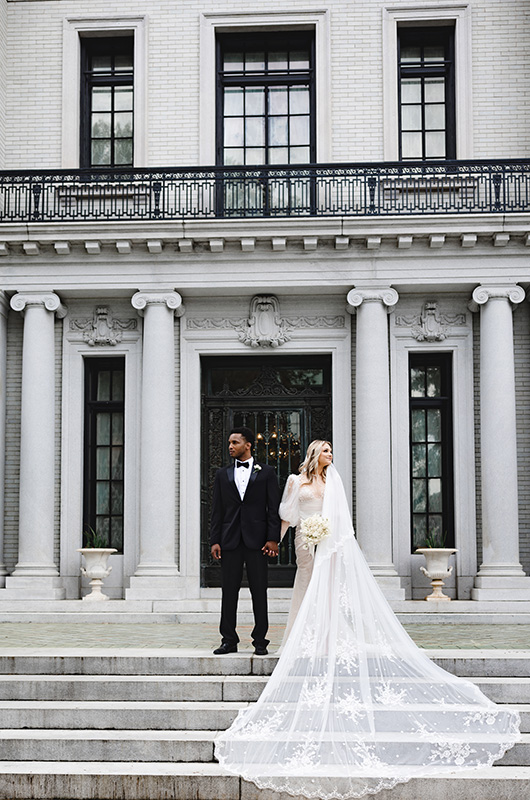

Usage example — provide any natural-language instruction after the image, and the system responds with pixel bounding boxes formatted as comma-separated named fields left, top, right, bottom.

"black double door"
left=201, top=355, right=332, bottom=587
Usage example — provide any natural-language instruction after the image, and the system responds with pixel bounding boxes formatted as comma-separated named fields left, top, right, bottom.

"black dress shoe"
left=213, top=643, right=238, bottom=655
left=254, top=646, right=268, bottom=656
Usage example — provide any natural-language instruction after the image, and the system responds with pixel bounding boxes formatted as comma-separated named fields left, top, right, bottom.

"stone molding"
left=10, top=291, right=67, bottom=318
left=469, top=284, right=525, bottom=312
left=69, top=306, right=137, bottom=346
left=131, top=291, right=185, bottom=317
left=395, top=301, right=467, bottom=342
left=347, top=287, right=399, bottom=313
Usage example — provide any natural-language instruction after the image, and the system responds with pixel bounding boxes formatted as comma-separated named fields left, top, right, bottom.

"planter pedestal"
left=77, top=548, right=117, bottom=601
left=415, top=548, right=458, bottom=601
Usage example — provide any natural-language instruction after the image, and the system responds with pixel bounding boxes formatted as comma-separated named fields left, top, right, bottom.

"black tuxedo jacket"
left=210, top=462, right=281, bottom=551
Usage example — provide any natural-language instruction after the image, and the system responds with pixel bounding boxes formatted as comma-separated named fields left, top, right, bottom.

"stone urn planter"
left=415, top=547, right=458, bottom=601
left=77, top=548, right=117, bottom=601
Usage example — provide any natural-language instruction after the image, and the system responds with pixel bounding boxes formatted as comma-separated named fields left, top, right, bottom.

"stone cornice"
left=469, top=284, right=526, bottom=312
left=131, top=290, right=185, bottom=317
left=347, top=287, right=399, bottom=313
left=10, top=291, right=67, bottom=318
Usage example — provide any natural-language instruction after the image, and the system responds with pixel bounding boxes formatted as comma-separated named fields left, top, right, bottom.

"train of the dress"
left=215, top=465, right=520, bottom=799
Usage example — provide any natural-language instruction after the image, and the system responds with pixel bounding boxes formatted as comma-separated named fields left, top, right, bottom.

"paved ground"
left=0, top=622, right=527, bottom=650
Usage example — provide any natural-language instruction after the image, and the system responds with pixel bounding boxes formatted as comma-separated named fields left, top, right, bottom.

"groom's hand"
left=211, top=544, right=222, bottom=560
left=262, top=540, right=279, bottom=557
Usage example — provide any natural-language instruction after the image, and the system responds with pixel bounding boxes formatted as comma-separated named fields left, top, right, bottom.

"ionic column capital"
left=347, top=286, right=399, bottom=314
left=10, top=291, right=67, bottom=318
left=469, top=284, right=525, bottom=312
left=131, top=290, right=185, bottom=317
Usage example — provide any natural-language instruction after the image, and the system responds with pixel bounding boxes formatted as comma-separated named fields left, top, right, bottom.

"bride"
left=215, top=441, right=520, bottom=799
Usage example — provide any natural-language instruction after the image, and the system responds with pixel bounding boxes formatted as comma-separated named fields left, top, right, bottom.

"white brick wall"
left=4, top=310, right=22, bottom=572
left=1, top=0, right=528, bottom=167
left=0, top=0, right=7, bottom=168
left=515, top=302, right=530, bottom=574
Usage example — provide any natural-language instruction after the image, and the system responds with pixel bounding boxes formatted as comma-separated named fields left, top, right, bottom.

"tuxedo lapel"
left=247, top=463, right=260, bottom=489
left=226, top=463, right=241, bottom=501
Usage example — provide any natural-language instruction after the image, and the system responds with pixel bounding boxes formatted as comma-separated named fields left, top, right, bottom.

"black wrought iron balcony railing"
left=0, top=159, right=528, bottom=224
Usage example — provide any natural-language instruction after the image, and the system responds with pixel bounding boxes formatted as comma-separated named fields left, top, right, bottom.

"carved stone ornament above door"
left=69, top=306, right=137, bottom=346
left=395, top=302, right=466, bottom=342
left=238, top=295, right=291, bottom=348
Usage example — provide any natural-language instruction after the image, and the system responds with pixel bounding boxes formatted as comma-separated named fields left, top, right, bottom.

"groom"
left=210, top=427, right=280, bottom=655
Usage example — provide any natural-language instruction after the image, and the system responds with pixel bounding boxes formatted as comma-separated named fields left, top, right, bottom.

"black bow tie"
left=236, top=461, right=250, bottom=469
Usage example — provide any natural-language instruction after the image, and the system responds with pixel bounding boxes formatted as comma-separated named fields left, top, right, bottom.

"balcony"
left=0, top=159, right=528, bottom=224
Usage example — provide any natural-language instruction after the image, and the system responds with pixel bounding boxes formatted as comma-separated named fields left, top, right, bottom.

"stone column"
left=470, top=284, right=530, bottom=600
left=3, top=292, right=66, bottom=599
left=347, top=287, right=404, bottom=600
left=0, top=294, right=9, bottom=586
left=126, top=290, right=184, bottom=599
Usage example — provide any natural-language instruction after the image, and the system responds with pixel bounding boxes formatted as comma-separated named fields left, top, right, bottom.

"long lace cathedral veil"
left=215, top=465, right=520, bottom=799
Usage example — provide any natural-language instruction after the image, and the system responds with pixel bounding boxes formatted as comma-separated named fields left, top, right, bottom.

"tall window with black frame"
left=398, top=25, right=456, bottom=161
left=216, top=31, right=316, bottom=215
left=80, top=36, right=134, bottom=168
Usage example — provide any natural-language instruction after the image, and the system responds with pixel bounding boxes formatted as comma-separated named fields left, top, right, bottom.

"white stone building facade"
left=0, top=0, right=529, bottom=609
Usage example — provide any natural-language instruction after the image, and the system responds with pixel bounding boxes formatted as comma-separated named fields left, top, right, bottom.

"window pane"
left=426, top=367, right=442, bottom=397
left=92, top=87, right=112, bottom=112
left=290, top=50, right=310, bottom=70
left=425, top=104, right=445, bottom=130
left=411, top=409, right=426, bottom=442
left=410, top=367, right=425, bottom=397
left=400, top=46, right=421, bottom=63
left=424, top=45, right=445, bottom=62
left=412, top=444, right=426, bottom=477
left=428, top=515, right=443, bottom=541
left=224, top=148, right=244, bottom=165
left=96, top=448, right=110, bottom=480
left=413, top=479, right=427, bottom=513
left=224, top=52, right=243, bottom=71
left=96, top=413, right=111, bottom=445
left=269, top=147, right=289, bottom=164
left=289, top=86, right=310, bottom=114
left=92, top=55, right=112, bottom=73
left=401, top=105, right=422, bottom=131
left=224, top=117, right=244, bottom=147
left=114, top=139, right=132, bottom=165
left=112, top=370, right=124, bottom=402
left=425, top=131, right=446, bottom=158
left=425, top=77, right=445, bottom=103
left=115, top=54, right=133, bottom=72
left=97, top=371, right=111, bottom=401
left=110, top=517, right=123, bottom=550
left=269, top=51, right=288, bottom=70
left=269, top=116, right=288, bottom=146
left=245, top=147, right=265, bottom=164
left=96, top=516, right=110, bottom=541
left=92, top=139, right=111, bottom=165
left=112, top=413, right=124, bottom=445
left=92, top=113, right=111, bottom=138
left=245, top=51, right=265, bottom=71
left=288, top=147, right=310, bottom=163
left=224, top=88, right=244, bottom=116
left=96, top=482, right=110, bottom=514
left=290, top=116, right=310, bottom=145
left=402, top=132, right=422, bottom=159
left=111, top=480, right=123, bottom=512
left=427, top=409, right=441, bottom=442
left=413, top=515, right=427, bottom=549
left=114, top=112, right=133, bottom=138
left=428, top=443, right=442, bottom=477
left=269, top=87, right=288, bottom=115
left=401, top=78, right=421, bottom=104
left=115, top=87, right=133, bottom=112
left=245, top=87, right=264, bottom=116
left=428, top=478, right=442, bottom=512
left=245, top=117, right=265, bottom=147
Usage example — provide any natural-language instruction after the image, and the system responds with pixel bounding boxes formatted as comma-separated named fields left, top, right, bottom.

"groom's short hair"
left=230, top=426, right=255, bottom=449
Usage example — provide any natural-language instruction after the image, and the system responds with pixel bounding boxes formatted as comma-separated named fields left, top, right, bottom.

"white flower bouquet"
left=300, top=514, right=331, bottom=550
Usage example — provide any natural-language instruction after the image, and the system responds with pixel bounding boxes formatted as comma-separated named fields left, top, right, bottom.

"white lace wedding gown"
left=215, top=465, right=520, bottom=799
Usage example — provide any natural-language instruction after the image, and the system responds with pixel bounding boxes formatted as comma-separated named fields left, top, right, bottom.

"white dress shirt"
left=234, top=456, right=254, bottom=500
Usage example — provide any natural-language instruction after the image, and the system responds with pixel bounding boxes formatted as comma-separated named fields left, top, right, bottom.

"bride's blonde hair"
left=299, top=440, right=332, bottom=483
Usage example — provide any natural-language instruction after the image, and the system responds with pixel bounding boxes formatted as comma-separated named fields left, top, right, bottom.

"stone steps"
left=0, top=651, right=527, bottom=799
left=0, top=762, right=529, bottom=800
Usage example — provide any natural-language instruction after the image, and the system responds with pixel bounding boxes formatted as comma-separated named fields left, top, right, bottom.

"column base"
left=0, top=575, right=65, bottom=600
left=126, top=575, right=186, bottom=600
left=372, top=574, right=406, bottom=601
left=472, top=574, right=530, bottom=601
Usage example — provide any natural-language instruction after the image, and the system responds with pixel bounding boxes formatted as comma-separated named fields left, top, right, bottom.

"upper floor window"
left=216, top=32, right=315, bottom=166
left=81, top=36, right=134, bottom=168
left=398, top=26, right=455, bottom=161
